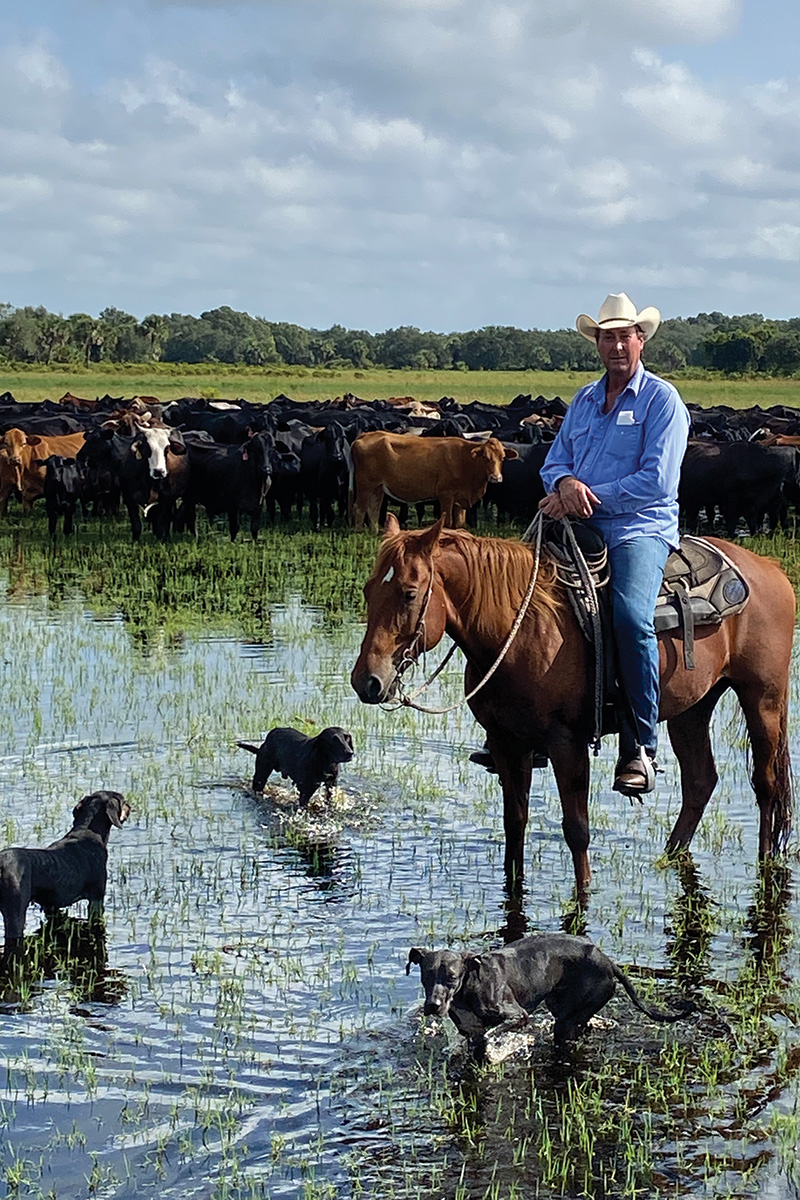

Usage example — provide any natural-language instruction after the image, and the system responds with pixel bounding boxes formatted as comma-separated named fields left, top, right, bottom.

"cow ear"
left=415, top=515, right=445, bottom=556
left=26, top=434, right=42, bottom=446
left=504, top=446, right=519, bottom=460
left=383, top=513, right=401, bottom=536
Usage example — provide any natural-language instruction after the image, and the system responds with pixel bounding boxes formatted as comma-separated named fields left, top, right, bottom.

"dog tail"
left=237, top=742, right=259, bottom=755
left=612, top=966, right=694, bottom=1023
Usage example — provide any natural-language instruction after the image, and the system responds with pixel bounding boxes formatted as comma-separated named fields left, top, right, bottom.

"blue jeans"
left=607, top=537, right=669, bottom=760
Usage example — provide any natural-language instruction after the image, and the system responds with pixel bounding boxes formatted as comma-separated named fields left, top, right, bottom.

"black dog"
left=237, top=726, right=354, bottom=805
left=407, top=933, right=692, bottom=1050
left=0, top=791, right=130, bottom=954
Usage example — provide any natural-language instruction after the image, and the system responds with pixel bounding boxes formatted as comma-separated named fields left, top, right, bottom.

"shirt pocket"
left=605, top=422, right=643, bottom=462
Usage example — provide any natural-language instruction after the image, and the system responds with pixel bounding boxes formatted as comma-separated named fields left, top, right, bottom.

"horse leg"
left=665, top=682, right=727, bottom=853
left=733, top=681, right=793, bottom=858
left=488, top=736, right=533, bottom=890
left=549, top=740, right=591, bottom=897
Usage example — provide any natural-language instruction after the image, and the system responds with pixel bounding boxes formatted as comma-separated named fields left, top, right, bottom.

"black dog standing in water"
left=0, top=791, right=130, bottom=955
left=238, top=726, right=354, bottom=805
left=407, top=933, right=693, bottom=1056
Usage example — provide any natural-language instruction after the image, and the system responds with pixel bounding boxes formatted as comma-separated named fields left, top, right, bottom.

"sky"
left=2, top=0, right=799, bottom=333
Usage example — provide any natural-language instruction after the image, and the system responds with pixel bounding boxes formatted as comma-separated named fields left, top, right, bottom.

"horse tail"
left=612, top=966, right=694, bottom=1023
left=770, top=697, right=793, bottom=855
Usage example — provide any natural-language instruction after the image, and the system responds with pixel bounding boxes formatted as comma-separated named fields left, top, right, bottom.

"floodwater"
left=0, top=527, right=798, bottom=1199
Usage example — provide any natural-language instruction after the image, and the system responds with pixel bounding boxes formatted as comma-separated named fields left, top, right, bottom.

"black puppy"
left=0, top=791, right=130, bottom=954
left=237, top=726, right=354, bottom=805
left=407, top=933, right=692, bottom=1050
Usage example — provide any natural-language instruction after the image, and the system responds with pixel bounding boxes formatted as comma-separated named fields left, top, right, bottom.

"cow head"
left=1, top=428, right=28, bottom=466
left=472, top=437, right=518, bottom=483
left=134, top=426, right=186, bottom=479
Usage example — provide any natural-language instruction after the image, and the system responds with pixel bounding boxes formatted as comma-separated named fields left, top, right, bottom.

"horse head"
left=351, top=514, right=449, bottom=704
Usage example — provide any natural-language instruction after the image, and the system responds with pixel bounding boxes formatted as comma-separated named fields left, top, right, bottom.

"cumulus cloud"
left=0, top=0, right=797, bottom=327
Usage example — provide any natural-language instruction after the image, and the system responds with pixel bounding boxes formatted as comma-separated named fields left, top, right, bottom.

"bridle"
left=385, top=562, right=450, bottom=702
left=381, top=512, right=544, bottom=715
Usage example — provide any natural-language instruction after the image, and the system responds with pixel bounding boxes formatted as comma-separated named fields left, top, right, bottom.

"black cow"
left=43, top=455, right=84, bottom=537
left=164, top=397, right=270, bottom=444
left=180, top=430, right=274, bottom=540
left=267, top=423, right=314, bottom=522
left=679, top=439, right=800, bottom=536
left=78, top=424, right=188, bottom=540
left=299, top=422, right=350, bottom=529
left=483, top=442, right=549, bottom=525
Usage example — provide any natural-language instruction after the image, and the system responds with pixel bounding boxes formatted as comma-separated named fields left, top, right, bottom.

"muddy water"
left=0, top=532, right=798, bottom=1199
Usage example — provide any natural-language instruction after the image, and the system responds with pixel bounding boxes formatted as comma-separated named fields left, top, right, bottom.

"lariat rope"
left=559, top=518, right=605, bottom=750
left=383, top=511, right=545, bottom=715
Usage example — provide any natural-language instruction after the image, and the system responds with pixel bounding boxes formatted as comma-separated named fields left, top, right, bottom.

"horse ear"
left=415, top=515, right=446, bottom=555
left=384, top=513, right=401, bottom=536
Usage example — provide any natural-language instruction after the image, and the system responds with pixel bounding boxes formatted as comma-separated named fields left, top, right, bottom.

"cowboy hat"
left=576, top=293, right=661, bottom=342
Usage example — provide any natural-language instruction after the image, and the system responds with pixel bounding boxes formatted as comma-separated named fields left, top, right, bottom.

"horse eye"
left=403, top=589, right=417, bottom=603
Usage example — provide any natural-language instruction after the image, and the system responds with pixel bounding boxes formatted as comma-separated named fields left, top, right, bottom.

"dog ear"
left=406, top=947, right=424, bottom=975
left=105, top=792, right=130, bottom=827
left=464, top=954, right=483, bottom=974
left=72, top=794, right=92, bottom=819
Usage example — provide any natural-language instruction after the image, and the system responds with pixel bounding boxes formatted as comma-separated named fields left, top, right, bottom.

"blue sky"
left=2, top=0, right=798, bottom=332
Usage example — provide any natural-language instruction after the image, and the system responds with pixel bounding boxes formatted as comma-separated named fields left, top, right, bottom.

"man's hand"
left=538, top=476, right=599, bottom=519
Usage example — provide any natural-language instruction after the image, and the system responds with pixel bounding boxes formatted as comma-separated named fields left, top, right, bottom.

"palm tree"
left=139, top=314, right=169, bottom=361
left=36, top=314, right=69, bottom=365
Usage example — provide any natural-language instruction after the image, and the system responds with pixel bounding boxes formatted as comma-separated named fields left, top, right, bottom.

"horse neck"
left=433, top=537, right=559, bottom=663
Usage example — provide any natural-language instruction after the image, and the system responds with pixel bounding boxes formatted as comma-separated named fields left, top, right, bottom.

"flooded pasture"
left=0, top=519, right=798, bottom=1199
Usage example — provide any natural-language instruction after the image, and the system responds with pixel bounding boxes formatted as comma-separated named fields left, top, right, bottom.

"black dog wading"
left=0, top=791, right=129, bottom=954
left=237, top=726, right=354, bottom=805
left=407, top=933, right=693, bottom=1053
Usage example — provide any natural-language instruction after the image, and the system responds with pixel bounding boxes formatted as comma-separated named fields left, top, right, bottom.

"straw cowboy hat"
left=576, top=293, right=661, bottom=343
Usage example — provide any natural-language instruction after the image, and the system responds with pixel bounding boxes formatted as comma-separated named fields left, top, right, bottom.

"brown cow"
left=350, top=431, right=517, bottom=531
left=0, top=429, right=85, bottom=514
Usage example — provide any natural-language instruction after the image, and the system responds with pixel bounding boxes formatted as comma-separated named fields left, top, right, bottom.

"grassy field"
left=3, top=364, right=800, bottom=409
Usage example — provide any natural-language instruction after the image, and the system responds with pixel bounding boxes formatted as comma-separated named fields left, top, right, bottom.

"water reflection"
left=745, top=860, right=794, bottom=988
left=664, top=851, right=715, bottom=990
left=0, top=916, right=128, bottom=1009
left=240, top=789, right=359, bottom=903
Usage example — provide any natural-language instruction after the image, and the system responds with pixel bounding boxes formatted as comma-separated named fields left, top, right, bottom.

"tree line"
left=2, top=302, right=800, bottom=375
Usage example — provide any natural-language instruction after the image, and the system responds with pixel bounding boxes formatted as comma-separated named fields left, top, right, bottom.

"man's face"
left=596, top=325, right=644, bottom=377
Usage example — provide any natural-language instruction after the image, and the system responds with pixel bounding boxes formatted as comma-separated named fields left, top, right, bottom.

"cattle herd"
left=1, top=388, right=800, bottom=539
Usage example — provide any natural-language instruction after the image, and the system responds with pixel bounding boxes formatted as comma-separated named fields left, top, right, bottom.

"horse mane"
left=372, top=525, right=563, bottom=637
left=436, top=530, right=563, bottom=633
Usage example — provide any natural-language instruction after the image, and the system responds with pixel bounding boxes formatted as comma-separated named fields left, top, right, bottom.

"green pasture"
left=3, top=364, right=800, bottom=409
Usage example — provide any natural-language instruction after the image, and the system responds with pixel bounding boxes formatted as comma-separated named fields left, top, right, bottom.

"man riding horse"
left=537, top=292, right=691, bottom=795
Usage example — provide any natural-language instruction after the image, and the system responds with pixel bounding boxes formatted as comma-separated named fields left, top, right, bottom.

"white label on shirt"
left=616, top=410, right=636, bottom=425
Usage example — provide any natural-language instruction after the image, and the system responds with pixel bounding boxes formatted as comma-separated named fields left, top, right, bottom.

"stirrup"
left=469, top=747, right=548, bottom=773
left=613, top=746, right=656, bottom=798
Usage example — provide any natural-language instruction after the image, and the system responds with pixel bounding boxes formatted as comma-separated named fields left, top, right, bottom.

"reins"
left=383, top=511, right=545, bottom=715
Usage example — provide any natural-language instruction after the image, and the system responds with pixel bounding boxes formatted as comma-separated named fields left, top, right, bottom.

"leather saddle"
left=540, top=521, right=751, bottom=745
left=655, top=535, right=750, bottom=669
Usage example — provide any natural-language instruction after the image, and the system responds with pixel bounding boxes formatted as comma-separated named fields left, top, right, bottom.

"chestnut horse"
left=351, top=515, right=795, bottom=896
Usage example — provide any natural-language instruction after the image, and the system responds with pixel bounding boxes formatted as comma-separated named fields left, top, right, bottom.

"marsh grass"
left=0, top=516, right=797, bottom=1197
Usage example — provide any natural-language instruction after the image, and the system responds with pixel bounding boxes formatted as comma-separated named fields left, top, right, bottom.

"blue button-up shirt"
left=539, top=364, right=690, bottom=549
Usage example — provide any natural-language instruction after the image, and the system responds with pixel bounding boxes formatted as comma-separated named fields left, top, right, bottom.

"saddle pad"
left=655, top=536, right=750, bottom=634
